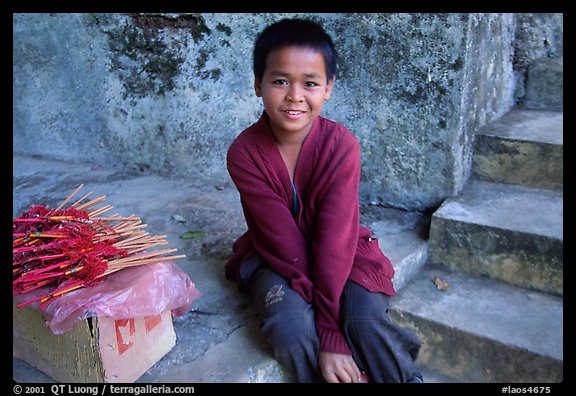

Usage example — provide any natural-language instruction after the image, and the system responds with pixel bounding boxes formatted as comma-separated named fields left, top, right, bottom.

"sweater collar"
left=255, top=111, right=320, bottom=202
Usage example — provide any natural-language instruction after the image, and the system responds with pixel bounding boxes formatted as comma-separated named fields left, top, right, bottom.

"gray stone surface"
left=478, top=109, right=563, bottom=144
left=390, top=265, right=563, bottom=382
left=473, top=109, right=563, bottom=189
left=428, top=180, right=563, bottom=295
left=524, top=57, right=564, bottom=110
left=433, top=180, right=562, bottom=239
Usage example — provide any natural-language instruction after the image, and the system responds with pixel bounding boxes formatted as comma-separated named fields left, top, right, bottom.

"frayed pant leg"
left=341, top=280, right=422, bottom=383
left=242, top=258, right=324, bottom=383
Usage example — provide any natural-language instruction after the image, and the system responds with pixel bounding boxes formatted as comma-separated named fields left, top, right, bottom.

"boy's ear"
left=254, top=79, right=262, bottom=97
left=324, top=75, right=335, bottom=101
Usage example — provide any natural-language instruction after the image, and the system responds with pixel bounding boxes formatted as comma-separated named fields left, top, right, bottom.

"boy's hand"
left=318, top=351, right=362, bottom=383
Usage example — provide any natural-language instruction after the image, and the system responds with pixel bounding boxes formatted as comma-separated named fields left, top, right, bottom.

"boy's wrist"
left=317, top=326, right=353, bottom=355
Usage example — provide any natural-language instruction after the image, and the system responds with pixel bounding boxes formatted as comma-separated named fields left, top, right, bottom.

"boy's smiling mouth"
left=283, top=110, right=307, bottom=119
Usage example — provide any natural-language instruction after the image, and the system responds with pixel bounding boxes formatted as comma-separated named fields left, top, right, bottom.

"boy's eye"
left=305, top=81, right=319, bottom=88
left=273, top=79, right=288, bottom=85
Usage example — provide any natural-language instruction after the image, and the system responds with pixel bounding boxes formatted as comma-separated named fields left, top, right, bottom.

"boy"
left=225, top=18, right=422, bottom=383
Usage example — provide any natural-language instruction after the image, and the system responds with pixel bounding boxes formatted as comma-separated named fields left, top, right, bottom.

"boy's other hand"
left=318, top=351, right=362, bottom=383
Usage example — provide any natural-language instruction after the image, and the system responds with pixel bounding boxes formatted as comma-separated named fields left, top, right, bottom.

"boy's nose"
left=286, top=86, right=304, bottom=102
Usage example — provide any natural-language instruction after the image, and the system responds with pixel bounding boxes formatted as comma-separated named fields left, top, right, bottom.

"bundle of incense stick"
left=13, top=183, right=186, bottom=310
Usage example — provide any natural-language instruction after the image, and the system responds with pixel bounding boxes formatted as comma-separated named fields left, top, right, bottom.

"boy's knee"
left=260, top=299, right=316, bottom=346
left=342, top=281, right=392, bottom=315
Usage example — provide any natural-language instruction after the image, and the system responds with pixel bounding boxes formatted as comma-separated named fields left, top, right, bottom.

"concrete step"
left=12, top=154, right=430, bottom=383
left=427, top=179, right=563, bottom=296
left=360, top=205, right=430, bottom=292
left=138, top=319, right=292, bottom=383
left=389, top=265, right=563, bottom=383
left=473, top=109, right=563, bottom=189
left=523, top=56, right=563, bottom=111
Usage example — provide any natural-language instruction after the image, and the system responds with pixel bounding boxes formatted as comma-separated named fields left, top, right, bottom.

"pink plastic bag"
left=15, top=261, right=201, bottom=334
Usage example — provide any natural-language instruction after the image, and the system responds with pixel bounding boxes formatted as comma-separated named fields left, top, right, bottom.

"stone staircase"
left=389, top=57, right=563, bottom=382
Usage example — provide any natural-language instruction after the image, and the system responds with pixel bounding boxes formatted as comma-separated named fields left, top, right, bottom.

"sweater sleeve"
left=311, top=133, right=361, bottom=355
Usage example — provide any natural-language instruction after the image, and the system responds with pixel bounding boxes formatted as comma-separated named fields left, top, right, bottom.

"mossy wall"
left=12, top=13, right=563, bottom=211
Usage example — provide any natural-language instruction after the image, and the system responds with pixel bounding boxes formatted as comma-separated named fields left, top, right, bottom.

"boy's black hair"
left=253, top=18, right=338, bottom=82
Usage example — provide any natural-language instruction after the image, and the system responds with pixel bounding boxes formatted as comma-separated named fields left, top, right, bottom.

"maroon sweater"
left=225, top=113, right=396, bottom=355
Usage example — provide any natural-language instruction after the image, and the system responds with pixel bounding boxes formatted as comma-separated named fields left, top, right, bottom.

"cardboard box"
left=13, top=301, right=176, bottom=383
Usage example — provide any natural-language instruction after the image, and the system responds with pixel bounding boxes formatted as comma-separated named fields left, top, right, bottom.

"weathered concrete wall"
left=325, top=13, right=518, bottom=209
left=12, top=13, right=563, bottom=211
left=513, top=13, right=564, bottom=102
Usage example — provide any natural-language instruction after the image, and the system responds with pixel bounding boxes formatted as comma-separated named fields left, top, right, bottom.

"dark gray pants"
left=240, top=255, right=422, bottom=383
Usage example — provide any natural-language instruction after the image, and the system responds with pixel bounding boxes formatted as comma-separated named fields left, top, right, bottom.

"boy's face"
left=255, top=45, right=334, bottom=141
